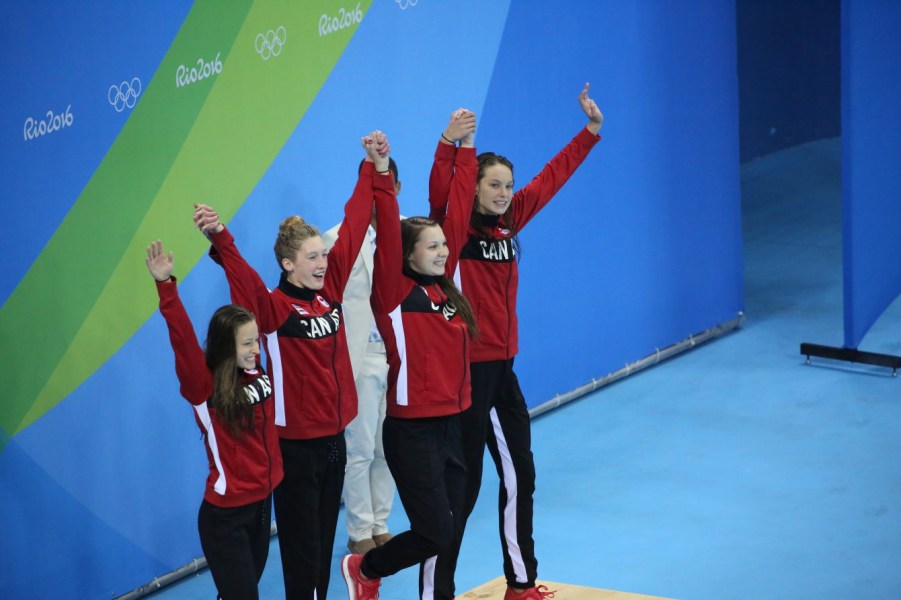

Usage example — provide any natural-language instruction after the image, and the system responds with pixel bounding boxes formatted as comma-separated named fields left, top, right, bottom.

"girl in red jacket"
left=429, top=84, right=604, bottom=600
left=146, top=240, right=283, bottom=600
left=341, top=111, right=478, bottom=600
left=193, top=131, right=394, bottom=600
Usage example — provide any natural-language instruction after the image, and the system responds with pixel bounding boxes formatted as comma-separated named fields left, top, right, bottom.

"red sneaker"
left=503, top=584, right=557, bottom=599
left=341, top=553, right=381, bottom=600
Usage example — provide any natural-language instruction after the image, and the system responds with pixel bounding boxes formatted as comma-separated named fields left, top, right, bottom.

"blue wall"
left=841, top=0, right=901, bottom=348
left=483, top=2, right=743, bottom=402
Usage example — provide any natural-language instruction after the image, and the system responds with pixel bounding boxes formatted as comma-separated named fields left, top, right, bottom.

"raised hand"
left=193, top=203, right=224, bottom=236
left=579, top=82, right=604, bottom=134
left=442, top=108, right=476, bottom=145
left=362, top=130, right=391, bottom=173
left=146, top=240, right=174, bottom=282
left=458, top=110, right=476, bottom=148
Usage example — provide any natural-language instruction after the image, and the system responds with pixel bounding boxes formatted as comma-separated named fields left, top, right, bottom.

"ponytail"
left=274, top=215, right=320, bottom=271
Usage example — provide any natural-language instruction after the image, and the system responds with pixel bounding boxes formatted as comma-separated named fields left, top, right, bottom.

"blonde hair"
left=274, top=216, right=320, bottom=270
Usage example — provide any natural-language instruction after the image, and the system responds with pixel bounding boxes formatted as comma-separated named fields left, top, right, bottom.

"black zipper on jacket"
left=331, top=330, right=342, bottom=435
left=439, top=281, right=468, bottom=412
left=261, top=397, right=274, bottom=493
left=458, top=325, right=468, bottom=412
left=505, top=260, right=514, bottom=357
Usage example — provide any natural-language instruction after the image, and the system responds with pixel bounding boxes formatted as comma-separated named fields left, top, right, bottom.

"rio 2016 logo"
left=23, top=105, right=74, bottom=142
left=319, top=3, right=363, bottom=36
left=108, top=78, right=142, bottom=112
left=396, top=0, right=418, bottom=9
left=176, top=53, right=223, bottom=88
left=255, top=26, right=287, bottom=60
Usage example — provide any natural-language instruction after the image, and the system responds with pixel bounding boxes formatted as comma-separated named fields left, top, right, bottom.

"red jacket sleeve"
left=508, top=126, right=600, bottom=231
left=156, top=278, right=213, bottom=406
left=208, top=227, right=288, bottom=334
left=428, top=140, right=457, bottom=222
left=442, top=146, right=478, bottom=277
left=370, top=169, right=404, bottom=314
left=325, top=162, right=378, bottom=301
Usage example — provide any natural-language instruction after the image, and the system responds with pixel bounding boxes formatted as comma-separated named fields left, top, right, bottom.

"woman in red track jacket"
left=340, top=112, right=479, bottom=600
left=193, top=131, right=395, bottom=600
left=146, top=240, right=282, bottom=600
left=428, top=84, right=604, bottom=600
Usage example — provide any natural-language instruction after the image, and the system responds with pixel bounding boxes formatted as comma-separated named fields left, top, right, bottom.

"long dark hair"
left=401, top=217, right=479, bottom=338
left=205, top=305, right=257, bottom=436
left=472, top=152, right=522, bottom=259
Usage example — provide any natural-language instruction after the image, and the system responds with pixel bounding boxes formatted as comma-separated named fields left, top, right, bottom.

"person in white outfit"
left=323, top=157, right=402, bottom=555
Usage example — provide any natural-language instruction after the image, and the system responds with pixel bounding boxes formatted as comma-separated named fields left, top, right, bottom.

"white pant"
left=343, top=344, right=395, bottom=541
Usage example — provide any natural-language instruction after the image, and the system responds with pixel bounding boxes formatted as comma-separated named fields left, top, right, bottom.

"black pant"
left=362, top=414, right=466, bottom=600
left=449, top=359, right=538, bottom=588
left=273, top=434, right=346, bottom=600
left=198, top=496, right=272, bottom=600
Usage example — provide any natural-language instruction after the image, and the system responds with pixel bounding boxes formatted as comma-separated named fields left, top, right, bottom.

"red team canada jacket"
left=371, top=144, right=478, bottom=418
left=429, top=127, right=600, bottom=363
left=156, top=278, right=283, bottom=507
left=209, top=163, right=395, bottom=439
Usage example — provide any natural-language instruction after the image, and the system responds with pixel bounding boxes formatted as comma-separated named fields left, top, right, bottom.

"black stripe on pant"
left=448, top=358, right=538, bottom=589
left=197, top=496, right=272, bottom=600
left=274, top=434, right=346, bottom=600
left=362, top=414, right=466, bottom=600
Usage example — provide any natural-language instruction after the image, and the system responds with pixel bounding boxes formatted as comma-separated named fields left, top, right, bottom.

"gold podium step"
left=457, top=576, right=676, bottom=600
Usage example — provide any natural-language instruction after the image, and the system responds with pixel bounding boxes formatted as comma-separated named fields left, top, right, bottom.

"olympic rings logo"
left=255, top=26, right=287, bottom=60
left=395, top=0, right=418, bottom=9
left=108, top=78, right=142, bottom=112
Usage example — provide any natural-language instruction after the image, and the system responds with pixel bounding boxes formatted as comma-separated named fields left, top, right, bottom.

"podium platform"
left=458, top=576, right=675, bottom=600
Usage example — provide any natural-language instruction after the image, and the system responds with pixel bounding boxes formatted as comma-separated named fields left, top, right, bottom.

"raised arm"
left=146, top=241, right=213, bottom=406
left=193, top=204, right=287, bottom=334
left=580, top=82, right=604, bottom=135
left=428, top=109, right=476, bottom=222
left=509, top=82, right=604, bottom=230
left=442, top=115, right=478, bottom=276
left=325, top=130, right=390, bottom=299
left=368, top=134, right=404, bottom=315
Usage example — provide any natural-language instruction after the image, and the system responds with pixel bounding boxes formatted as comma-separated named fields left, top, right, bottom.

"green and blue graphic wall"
left=1, top=1, right=745, bottom=596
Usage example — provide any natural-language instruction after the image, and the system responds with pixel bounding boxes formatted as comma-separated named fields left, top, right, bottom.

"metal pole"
left=529, top=312, right=744, bottom=419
